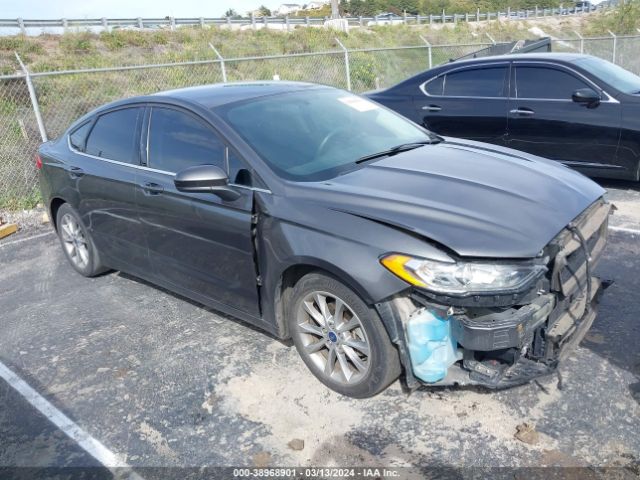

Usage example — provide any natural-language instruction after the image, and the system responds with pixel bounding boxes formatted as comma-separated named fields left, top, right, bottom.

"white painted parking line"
left=0, top=230, right=54, bottom=248
left=608, top=226, right=640, bottom=235
left=0, top=361, right=143, bottom=479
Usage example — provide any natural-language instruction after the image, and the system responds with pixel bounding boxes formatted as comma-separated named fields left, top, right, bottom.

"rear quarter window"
left=69, top=121, right=92, bottom=151
left=423, top=75, right=444, bottom=96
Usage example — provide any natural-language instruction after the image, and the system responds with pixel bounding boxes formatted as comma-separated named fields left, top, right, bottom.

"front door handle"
left=141, top=182, right=164, bottom=195
left=422, top=105, right=442, bottom=112
left=68, top=166, right=84, bottom=179
left=510, top=108, right=535, bottom=117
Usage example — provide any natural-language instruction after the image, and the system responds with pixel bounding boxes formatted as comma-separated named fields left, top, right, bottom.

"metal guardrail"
left=0, top=6, right=603, bottom=34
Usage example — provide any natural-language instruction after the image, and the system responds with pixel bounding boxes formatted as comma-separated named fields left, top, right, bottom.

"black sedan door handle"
left=68, top=166, right=84, bottom=179
left=510, top=108, right=535, bottom=117
left=422, top=105, right=442, bottom=112
left=141, top=182, right=164, bottom=195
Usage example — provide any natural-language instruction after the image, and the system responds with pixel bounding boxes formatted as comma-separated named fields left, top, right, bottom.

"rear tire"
left=287, top=272, right=401, bottom=398
left=55, top=203, right=108, bottom=277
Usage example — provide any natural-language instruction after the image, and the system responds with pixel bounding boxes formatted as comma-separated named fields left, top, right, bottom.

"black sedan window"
left=69, top=121, right=92, bottom=151
left=443, top=67, right=507, bottom=98
left=424, top=75, right=444, bottom=95
left=515, top=66, right=588, bottom=100
left=574, top=56, right=640, bottom=95
left=216, top=89, right=431, bottom=181
left=148, top=108, right=224, bottom=174
left=85, top=108, right=142, bottom=163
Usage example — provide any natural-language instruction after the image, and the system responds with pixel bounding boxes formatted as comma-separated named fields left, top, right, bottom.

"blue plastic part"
left=406, top=309, right=461, bottom=383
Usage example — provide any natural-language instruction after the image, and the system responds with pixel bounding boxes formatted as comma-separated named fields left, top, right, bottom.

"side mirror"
left=174, top=164, right=240, bottom=201
left=572, top=88, right=601, bottom=108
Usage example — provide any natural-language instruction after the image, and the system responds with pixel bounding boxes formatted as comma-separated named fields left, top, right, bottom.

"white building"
left=277, top=3, right=302, bottom=15
left=306, top=1, right=330, bottom=9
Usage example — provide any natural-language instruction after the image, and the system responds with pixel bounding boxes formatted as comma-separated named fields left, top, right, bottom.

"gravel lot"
left=0, top=180, right=639, bottom=478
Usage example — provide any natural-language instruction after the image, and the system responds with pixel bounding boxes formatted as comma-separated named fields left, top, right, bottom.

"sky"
left=0, top=0, right=284, bottom=19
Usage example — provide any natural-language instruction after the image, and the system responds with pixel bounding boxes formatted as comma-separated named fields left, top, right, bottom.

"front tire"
left=287, top=272, right=401, bottom=398
left=55, top=203, right=108, bottom=277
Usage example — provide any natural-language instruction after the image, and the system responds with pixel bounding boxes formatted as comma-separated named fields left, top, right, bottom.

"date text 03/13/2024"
left=232, top=467, right=401, bottom=478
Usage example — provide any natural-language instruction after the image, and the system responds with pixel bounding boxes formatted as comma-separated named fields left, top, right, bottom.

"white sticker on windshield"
left=338, top=96, right=379, bottom=112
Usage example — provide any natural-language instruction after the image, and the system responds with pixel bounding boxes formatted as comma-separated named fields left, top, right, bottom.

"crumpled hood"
left=306, top=139, right=605, bottom=258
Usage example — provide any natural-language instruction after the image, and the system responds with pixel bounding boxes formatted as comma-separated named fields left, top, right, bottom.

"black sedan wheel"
left=288, top=272, right=401, bottom=398
left=55, top=203, right=107, bottom=277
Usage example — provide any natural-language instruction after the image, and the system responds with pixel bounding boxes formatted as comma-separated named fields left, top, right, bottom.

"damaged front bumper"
left=435, top=277, right=602, bottom=389
left=380, top=199, right=612, bottom=390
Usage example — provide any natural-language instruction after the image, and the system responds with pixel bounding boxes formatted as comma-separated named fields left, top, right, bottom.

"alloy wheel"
left=60, top=213, right=90, bottom=270
left=296, top=291, right=371, bottom=385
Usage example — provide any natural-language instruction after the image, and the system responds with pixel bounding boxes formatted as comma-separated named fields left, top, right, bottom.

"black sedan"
left=38, top=82, right=610, bottom=397
left=367, top=53, right=640, bottom=181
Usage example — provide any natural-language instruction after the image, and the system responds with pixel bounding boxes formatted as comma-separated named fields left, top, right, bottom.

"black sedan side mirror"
left=572, top=88, right=601, bottom=108
left=174, top=164, right=240, bottom=201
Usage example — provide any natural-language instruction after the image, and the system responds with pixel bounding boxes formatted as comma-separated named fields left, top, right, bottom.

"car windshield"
left=574, top=56, right=640, bottom=95
left=216, top=88, right=434, bottom=181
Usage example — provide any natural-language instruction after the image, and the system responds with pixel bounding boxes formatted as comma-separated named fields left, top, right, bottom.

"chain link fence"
left=613, top=35, right=640, bottom=74
left=0, top=74, right=41, bottom=208
left=2, top=34, right=640, bottom=209
left=32, top=62, right=226, bottom=139
left=226, top=52, right=348, bottom=89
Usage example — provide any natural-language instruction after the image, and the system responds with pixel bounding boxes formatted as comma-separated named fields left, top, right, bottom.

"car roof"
left=445, top=52, right=589, bottom=67
left=70, top=81, right=331, bottom=131
left=152, top=81, right=325, bottom=108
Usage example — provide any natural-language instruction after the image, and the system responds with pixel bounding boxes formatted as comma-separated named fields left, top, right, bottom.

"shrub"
left=60, top=32, right=96, bottom=53
left=0, top=36, right=44, bottom=55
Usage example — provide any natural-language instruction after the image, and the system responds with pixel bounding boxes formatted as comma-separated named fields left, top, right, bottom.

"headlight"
left=380, top=253, right=546, bottom=295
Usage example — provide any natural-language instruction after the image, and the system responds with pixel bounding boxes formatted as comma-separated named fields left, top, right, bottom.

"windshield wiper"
left=355, top=140, right=438, bottom=164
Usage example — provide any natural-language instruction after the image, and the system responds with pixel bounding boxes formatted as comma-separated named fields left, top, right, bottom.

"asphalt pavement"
left=0, top=180, right=639, bottom=478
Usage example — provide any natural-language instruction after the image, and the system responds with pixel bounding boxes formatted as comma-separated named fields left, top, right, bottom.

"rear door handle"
left=141, top=182, right=164, bottom=195
left=510, top=108, right=535, bottom=117
left=422, top=105, right=442, bottom=112
left=68, top=166, right=84, bottom=179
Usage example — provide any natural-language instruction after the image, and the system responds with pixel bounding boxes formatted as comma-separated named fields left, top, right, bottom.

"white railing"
left=0, top=6, right=604, bottom=35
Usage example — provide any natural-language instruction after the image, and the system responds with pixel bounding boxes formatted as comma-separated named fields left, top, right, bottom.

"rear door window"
left=148, top=107, right=225, bottom=174
left=443, top=66, right=508, bottom=98
left=85, top=107, right=142, bottom=163
left=515, top=66, right=589, bottom=99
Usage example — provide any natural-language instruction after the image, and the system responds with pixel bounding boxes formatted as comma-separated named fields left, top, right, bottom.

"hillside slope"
left=0, top=7, right=637, bottom=75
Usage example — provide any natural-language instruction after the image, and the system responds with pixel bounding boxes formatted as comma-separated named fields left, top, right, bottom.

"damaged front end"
left=379, top=199, right=612, bottom=390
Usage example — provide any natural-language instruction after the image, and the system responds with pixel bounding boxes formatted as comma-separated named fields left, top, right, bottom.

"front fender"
left=258, top=217, right=411, bottom=336
left=253, top=192, right=453, bottom=339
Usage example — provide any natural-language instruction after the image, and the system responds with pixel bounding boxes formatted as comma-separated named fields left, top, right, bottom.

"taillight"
left=35, top=154, right=42, bottom=170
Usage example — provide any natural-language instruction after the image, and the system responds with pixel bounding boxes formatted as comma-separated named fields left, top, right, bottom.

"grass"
left=0, top=191, right=40, bottom=210
left=583, top=2, right=640, bottom=36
